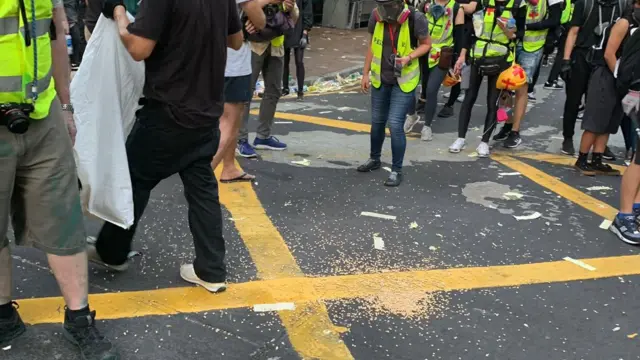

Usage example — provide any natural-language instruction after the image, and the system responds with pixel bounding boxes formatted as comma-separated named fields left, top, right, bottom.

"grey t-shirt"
left=368, top=10, right=429, bottom=85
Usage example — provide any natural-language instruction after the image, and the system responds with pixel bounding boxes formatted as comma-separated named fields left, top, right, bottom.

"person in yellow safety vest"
left=404, top=0, right=469, bottom=141
left=493, top=0, right=563, bottom=148
left=449, top=0, right=527, bottom=157
left=0, top=0, right=118, bottom=358
left=543, top=0, right=575, bottom=89
left=358, top=0, right=432, bottom=187
left=236, top=0, right=299, bottom=158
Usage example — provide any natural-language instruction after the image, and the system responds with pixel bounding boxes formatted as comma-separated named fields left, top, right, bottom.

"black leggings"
left=283, top=47, right=305, bottom=94
left=458, top=64, right=504, bottom=143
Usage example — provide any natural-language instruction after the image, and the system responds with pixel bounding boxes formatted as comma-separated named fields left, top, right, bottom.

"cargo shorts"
left=0, top=98, right=86, bottom=256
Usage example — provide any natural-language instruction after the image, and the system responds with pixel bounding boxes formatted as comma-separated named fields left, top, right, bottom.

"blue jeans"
left=370, top=84, right=415, bottom=172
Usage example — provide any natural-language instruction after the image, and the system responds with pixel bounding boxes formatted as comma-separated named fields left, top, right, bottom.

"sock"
left=633, top=203, right=640, bottom=212
left=577, top=152, right=589, bottom=163
left=618, top=212, right=635, bottom=221
left=512, top=130, right=519, bottom=135
left=0, top=302, right=14, bottom=319
left=65, top=305, right=91, bottom=320
left=503, top=123, right=513, bottom=132
left=592, top=152, right=603, bottom=164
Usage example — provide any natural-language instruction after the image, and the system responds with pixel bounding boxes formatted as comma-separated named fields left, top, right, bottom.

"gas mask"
left=429, top=4, right=446, bottom=20
left=376, top=0, right=404, bottom=22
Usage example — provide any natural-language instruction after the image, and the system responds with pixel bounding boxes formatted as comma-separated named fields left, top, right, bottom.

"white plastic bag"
left=71, top=14, right=144, bottom=229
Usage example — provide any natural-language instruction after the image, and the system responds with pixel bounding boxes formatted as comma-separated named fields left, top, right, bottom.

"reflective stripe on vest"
left=561, top=0, right=573, bottom=24
left=0, top=0, right=56, bottom=120
left=370, top=6, right=420, bottom=93
left=472, top=0, right=516, bottom=62
left=523, top=0, right=548, bottom=52
left=426, top=0, right=457, bottom=68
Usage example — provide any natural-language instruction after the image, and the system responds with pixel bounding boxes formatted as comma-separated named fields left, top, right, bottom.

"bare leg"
left=579, top=131, right=597, bottom=154
left=47, top=252, right=89, bottom=311
left=621, top=161, right=640, bottom=213
left=511, top=85, right=528, bottom=131
left=593, top=134, right=609, bottom=153
left=211, top=104, right=237, bottom=170
left=0, top=247, right=11, bottom=305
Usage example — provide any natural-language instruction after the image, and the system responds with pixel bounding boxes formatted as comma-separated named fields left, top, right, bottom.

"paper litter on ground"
left=319, top=110, right=332, bottom=114
left=291, top=159, right=311, bottom=166
left=428, top=246, right=437, bottom=251
left=613, top=327, right=621, bottom=332
left=503, top=192, right=524, bottom=200
left=373, top=234, right=385, bottom=250
left=382, top=167, right=392, bottom=172
left=409, top=221, right=418, bottom=229
left=498, top=172, right=521, bottom=176
left=563, top=257, right=596, bottom=271
left=253, top=303, right=296, bottom=312
left=274, top=121, right=293, bottom=124
left=468, top=152, right=479, bottom=158
left=361, top=211, right=397, bottom=220
left=2, top=346, right=10, bottom=351
left=513, top=212, right=542, bottom=221
left=599, top=219, right=613, bottom=230
left=628, top=333, right=638, bottom=339
left=586, top=186, right=613, bottom=191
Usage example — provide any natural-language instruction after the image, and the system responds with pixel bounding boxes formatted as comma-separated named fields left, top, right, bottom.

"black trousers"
left=547, top=31, right=567, bottom=84
left=283, top=47, right=305, bottom=94
left=95, top=101, right=226, bottom=283
left=458, top=63, right=506, bottom=142
left=562, top=49, right=591, bottom=139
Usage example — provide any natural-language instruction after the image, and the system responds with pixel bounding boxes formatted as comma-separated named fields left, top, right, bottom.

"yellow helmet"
left=496, top=64, right=527, bottom=90
left=442, top=70, right=461, bottom=87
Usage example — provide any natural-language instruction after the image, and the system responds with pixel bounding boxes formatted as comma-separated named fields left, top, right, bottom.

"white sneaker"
left=86, top=236, right=129, bottom=272
left=404, top=113, right=421, bottom=133
left=180, top=264, right=227, bottom=293
left=449, top=138, right=466, bottom=153
left=477, top=142, right=491, bottom=158
left=421, top=126, right=433, bottom=141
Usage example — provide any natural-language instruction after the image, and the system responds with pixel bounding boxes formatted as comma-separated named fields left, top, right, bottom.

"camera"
left=0, top=103, right=33, bottom=134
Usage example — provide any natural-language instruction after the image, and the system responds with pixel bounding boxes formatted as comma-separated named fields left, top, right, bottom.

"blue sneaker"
left=253, top=136, right=287, bottom=151
left=610, top=214, right=640, bottom=245
left=236, top=140, right=257, bottom=158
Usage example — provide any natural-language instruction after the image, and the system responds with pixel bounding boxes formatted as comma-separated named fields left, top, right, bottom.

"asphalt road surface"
left=5, top=67, right=640, bottom=360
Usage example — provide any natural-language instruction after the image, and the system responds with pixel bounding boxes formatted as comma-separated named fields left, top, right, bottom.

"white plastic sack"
left=71, top=14, right=144, bottom=229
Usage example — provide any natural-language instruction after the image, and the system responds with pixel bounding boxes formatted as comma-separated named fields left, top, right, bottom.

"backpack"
left=582, top=0, right=629, bottom=26
left=587, top=19, right=617, bottom=65
left=616, top=27, right=640, bottom=97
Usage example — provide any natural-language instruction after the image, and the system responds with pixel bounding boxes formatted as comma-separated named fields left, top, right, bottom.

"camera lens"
left=4, top=108, right=30, bottom=134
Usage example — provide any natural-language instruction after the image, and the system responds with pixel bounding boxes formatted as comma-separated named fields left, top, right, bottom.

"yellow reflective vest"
left=370, top=7, right=420, bottom=93
left=472, top=0, right=517, bottom=62
left=560, top=0, right=573, bottom=24
left=0, top=0, right=56, bottom=120
left=523, top=0, right=548, bottom=52
left=426, top=0, right=457, bottom=68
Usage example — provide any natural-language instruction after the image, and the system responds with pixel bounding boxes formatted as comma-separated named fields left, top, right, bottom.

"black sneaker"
left=63, top=309, right=119, bottom=360
left=493, top=126, right=510, bottom=141
left=437, top=105, right=454, bottom=118
left=356, top=159, right=381, bottom=172
left=543, top=81, right=563, bottom=90
left=561, top=139, right=575, bottom=155
left=504, top=131, right=522, bottom=148
left=574, top=160, right=596, bottom=176
left=282, top=88, right=290, bottom=96
left=610, top=214, right=640, bottom=245
left=603, top=146, right=616, bottom=161
left=384, top=171, right=403, bottom=187
left=296, top=93, right=304, bottom=101
left=0, top=302, right=26, bottom=347
left=591, top=162, right=621, bottom=176
left=634, top=207, right=640, bottom=225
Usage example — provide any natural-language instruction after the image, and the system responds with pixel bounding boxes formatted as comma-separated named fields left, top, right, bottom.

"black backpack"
left=587, top=19, right=616, bottom=65
left=616, top=27, right=640, bottom=97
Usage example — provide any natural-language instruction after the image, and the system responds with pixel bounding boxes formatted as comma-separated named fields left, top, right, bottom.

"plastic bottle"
left=66, top=34, right=73, bottom=55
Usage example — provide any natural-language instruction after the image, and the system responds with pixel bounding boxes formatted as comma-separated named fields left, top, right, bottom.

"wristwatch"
left=61, top=103, right=74, bottom=113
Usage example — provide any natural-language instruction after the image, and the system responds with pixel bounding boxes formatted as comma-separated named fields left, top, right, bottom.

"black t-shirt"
left=570, top=0, right=623, bottom=48
left=84, top=0, right=101, bottom=33
left=128, top=0, right=241, bottom=128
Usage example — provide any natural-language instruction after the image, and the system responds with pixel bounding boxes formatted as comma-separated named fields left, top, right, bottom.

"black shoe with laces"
left=561, top=139, right=575, bottom=155
left=574, top=160, right=596, bottom=176
left=437, top=105, right=454, bottom=118
left=591, top=161, right=621, bottom=176
left=282, top=88, right=290, bottom=96
left=63, top=309, right=119, bottom=360
left=603, top=146, right=616, bottom=161
left=493, top=126, right=510, bottom=141
left=384, top=171, right=403, bottom=187
left=0, top=302, right=26, bottom=347
left=296, top=93, right=304, bottom=101
left=503, top=131, right=522, bottom=148
left=356, top=159, right=381, bottom=172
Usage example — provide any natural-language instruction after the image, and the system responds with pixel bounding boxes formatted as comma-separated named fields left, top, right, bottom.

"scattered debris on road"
left=513, top=212, right=542, bottom=221
left=361, top=211, right=397, bottom=220
left=563, top=257, right=596, bottom=271
left=253, top=303, right=296, bottom=312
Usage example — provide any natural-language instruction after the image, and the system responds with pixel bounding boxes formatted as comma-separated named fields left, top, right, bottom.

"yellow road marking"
left=491, top=154, right=618, bottom=219
left=512, top=152, right=627, bottom=174
left=215, top=165, right=354, bottom=360
left=19, top=254, right=640, bottom=324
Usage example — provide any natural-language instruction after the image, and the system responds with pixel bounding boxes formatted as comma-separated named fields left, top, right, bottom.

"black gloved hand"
left=102, top=0, right=125, bottom=19
left=559, top=59, right=572, bottom=82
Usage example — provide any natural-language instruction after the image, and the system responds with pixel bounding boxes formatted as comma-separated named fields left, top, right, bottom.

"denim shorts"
left=224, top=75, right=252, bottom=104
left=515, top=43, right=544, bottom=84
